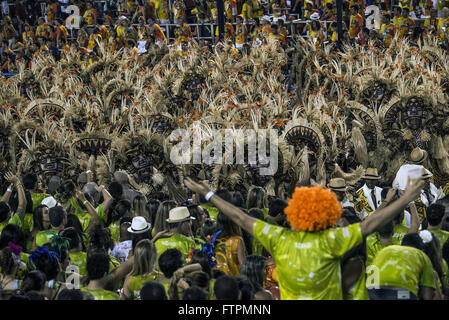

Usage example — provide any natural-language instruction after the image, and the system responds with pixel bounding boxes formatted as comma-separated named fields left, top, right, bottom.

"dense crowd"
left=1, top=0, right=449, bottom=302
left=4, top=0, right=449, bottom=72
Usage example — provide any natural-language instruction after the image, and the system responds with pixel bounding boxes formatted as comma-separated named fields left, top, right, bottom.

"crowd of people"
left=4, top=0, right=449, bottom=72
left=1, top=0, right=449, bottom=302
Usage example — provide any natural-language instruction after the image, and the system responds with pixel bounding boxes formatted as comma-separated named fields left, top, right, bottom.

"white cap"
left=41, top=196, right=58, bottom=209
left=310, top=12, right=320, bottom=20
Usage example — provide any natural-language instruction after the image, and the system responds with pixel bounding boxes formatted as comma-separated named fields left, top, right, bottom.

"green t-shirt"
left=392, top=224, right=409, bottom=245
left=80, top=287, right=120, bottom=300
left=31, top=192, right=50, bottom=211
left=371, top=245, right=436, bottom=296
left=155, top=233, right=198, bottom=260
left=429, top=229, right=449, bottom=248
left=35, top=230, right=58, bottom=247
left=253, top=220, right=363, bottom=300
left=366, top=233, right=392, bottom=267
left=201, top=205, right=219, bottom=221
left=128, top=272, right=161, bottom=300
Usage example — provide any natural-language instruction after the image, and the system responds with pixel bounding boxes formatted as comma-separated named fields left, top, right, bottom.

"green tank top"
left=35, top=230, right=58, bottom=247
left=80, top=287, right=120, bottom=300
left=129, top=272, right=161, bottom=300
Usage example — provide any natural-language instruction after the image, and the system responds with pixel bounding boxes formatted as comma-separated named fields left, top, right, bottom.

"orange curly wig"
left=284, top=186, right=342, bottom=232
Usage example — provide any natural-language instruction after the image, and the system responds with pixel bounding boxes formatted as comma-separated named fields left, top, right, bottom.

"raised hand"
left=183, top=177, right=210, bottom=197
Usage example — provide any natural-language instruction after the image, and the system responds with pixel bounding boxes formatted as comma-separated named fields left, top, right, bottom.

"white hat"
left=310, top=12, right=320, bottom=20
left=41, top=196, right=58, bottom=209
left=166, top=207, right=196, bottom=224
left=127, top=216, right=151, bottom=234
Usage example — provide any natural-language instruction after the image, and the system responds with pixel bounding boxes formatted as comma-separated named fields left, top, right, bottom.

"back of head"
left=0, top=223, right=25, bottom=249
left=240, top=255, right=265, bottom=292
left=236, top=277, right=254, bottom=300
left=133, top=195, right=149, bottom=220
left=158, top=248, right=184, bottom=278
left=60, top=227, right=82, bottom=251
left=426, top=204, right=446, bottom=226
left=182, top=286, right=207, bottom=300
left=0, top=247, right=15, bottom=275
left=246, top=187, right=266, bottom=210
left=268, top=198, right=287, bottom=217
left=230, top=191, right=245, bottom=208
left=248, top=208, right=264, bottom=220
left=140, top=281, right=167, bottom=300
left=86, top=250, right=110, bottom=280
left=153, top=200, right=176, bottom=234
left=21, top=270, right=46, bottom=293
left=57, top=288, right=84, bottom=300
left=22, top=173, right=37, bottom=190
left=216, top=189, right=232, bottom=203
left=190, top=271, right=211, bottom=291
left=33, top=205, right=48, bottom=231
left=57, top=180, right=76, bottom=201
left=401, top=233, right=424, bottom=251
left=146, top=199, right=160, bottom=227
left=217, top=212, right=242, bottom=237
left=341, top=208, right=361, bottom=225
left=49, top=206, right=66, bottom=228
left=214, top=275, right=240, bottom=300
left=89, top=224, right=114, bottom=251
left=83, top=182, right=99, bottom=199
left=200, top=218, right=218, bottom=239
left=29, top=246, right=60, bottom=281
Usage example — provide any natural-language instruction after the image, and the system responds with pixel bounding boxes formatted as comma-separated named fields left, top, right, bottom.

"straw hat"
left=409, top=147, right=428, bottom=164
left=166, top=207, right=196, bottom=224
left=127, top=216, right=151, bottom=234
left=328, top=178, right=347, bottom=191
left=363, top=168, right=381, bottom=180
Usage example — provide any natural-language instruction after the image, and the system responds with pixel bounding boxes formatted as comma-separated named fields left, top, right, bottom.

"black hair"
left=248, top=208, right=264, bottom=220
left=49, top=205, right=66, bottom=227
left=22, top=173, right=37, bottom=190
left=33, top=205, right=48, bottom=231
left=8, top=189, right=33, bottom=214
left=107, top=181, right=123, bottom=200
left=268, top=199, right=287, bottom=217
left=236, top=277, right=253, bottom=300
left=24, top=291, right=46, bottom=300
left=401, top=233, right=424, bottom=251
left=0, top=201, right=10, bottom=223
left=182, top=286, right=207, bottom=300
left=190, top=271, right=210, bottom=292
left=341, top=208, right=362, bottom=225
left=88, top=224, right=114, bottom=252
left=86, top=250, right=110, bottom=280
left=200, top=218, right=217, bottom=239
left=426, top=204, right=446, bottom=226
left=377, top=221, right=394, bottom=238
left=106, top=199, right=131, bottom=227
left=214, top=275, right=240, bottom=300
left=65, top=214, right=86, bottom=251
left=217, top=212, right=242, bottom=237
left=422, top=233, right=446, bottom=292
left=140, top=281, right=168, bottom=300
left=190, top=249, right=212, bottom=277
left=146, top=198, right=160, bottom=228
left=230, top=191, right=245, bottom=208
left=57, top=288, right=84, bottom=300
left=0, top=224, right=25, bottom=249
left=240, top=255, right=265, bottom=293
left=212, top=269, right=226, bottom=279
left=442, top=239, right=449, bottom=268
left=131, top=230, right=152, bottom=252
left=60, top=227, right=82, bottom=251
left=21, top=270, right=46, bottom=293
left=158, top=249, right=184, bottom=278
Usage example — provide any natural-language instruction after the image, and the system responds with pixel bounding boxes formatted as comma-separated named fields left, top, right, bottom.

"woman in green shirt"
left=184, top=176, right=426, bottom=300
left=121, top=239, right=159, bottom=300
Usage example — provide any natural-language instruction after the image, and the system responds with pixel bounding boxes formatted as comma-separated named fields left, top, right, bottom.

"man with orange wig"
left=184, top=176, right=425, bottom=300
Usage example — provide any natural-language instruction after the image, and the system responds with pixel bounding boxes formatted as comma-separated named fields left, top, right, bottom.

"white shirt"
left=109, top=240, right=132, bottom=264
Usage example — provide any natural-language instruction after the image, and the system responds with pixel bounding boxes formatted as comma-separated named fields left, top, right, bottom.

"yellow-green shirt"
left=200, top=205, right=219, bottom=221
left=0, top=213, right=22, bottom=235
left=253, top=220, right=363, bottom=300
left=31, top=192, right=51, bottom=211
left=128, top=272, right=161, bottom=300
left=35, top=230, right=58, bottom=247
left=371, top=245, right=436, bottom=295
left=154, top=234, right=198, bottom=260
left=393, top=224, right=409, bottom=245
left=80, top=287, right=120, bottom=300
left=366, top=233, right=392, bottom=267
left=429, top=229, right=449, bottom=248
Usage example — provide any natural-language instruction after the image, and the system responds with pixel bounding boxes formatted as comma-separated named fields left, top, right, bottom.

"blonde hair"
left=130, top=239, right=157, bottom=276
left=152, top=200, right=177, bottom=235
left=133, top=195, right=149, bottom=221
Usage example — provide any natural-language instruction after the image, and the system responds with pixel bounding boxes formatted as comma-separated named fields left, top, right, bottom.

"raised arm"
left=407, top=202, right=419, bottom=234
left=184, top=177, right=257, bottom=236
left=360, top=178, right=424, bottom=238
left=76, top=191, right=99, bottom=234
left=1, top=182, right=14, bottom=203
left=98, top=185, right=113, bottom=212
left=4, top=172, right=27, bottom=221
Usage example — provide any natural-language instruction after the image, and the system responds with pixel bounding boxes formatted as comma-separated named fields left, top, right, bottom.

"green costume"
left=392, top=224, right=409, bottom=245
left=201, top=205, right=219, bottom=221
left=366, top=233, right=391, bottom=267
left=128, top=272, right=161, bottom=300
left=371, top=245, right=436, bottom=296
left=253, top=220, right=363, bottom=300
left=31, top=192, right=50, bottom=210
left=429, top=229, right=449, bottom=248
left=35, top=230, right=58, bottom=247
